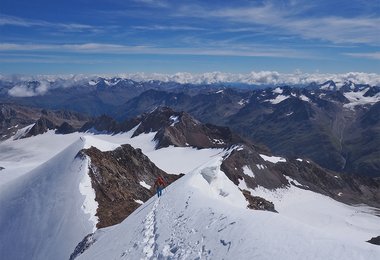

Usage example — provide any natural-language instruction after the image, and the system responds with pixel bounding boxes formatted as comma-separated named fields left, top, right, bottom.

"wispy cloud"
left=131, top=0, right=169, bottom=8
left=344, top=52, right=380, bottom=60
left=0, top=14, right=103, bottom=33
left=0, top=42, right=309, bottom=59
left=132, top=25, right=206, bottom=31
left=178, top=2, right=380, bottom=45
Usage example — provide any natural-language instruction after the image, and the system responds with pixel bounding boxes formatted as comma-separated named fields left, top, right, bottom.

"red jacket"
left=154, top=176, right=166, bottom=188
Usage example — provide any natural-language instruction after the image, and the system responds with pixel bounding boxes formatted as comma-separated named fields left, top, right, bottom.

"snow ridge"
left=79, top=157, right=99, bottom=232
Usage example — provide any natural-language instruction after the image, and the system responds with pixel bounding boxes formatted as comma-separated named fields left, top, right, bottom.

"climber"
left=153, top=176, right=167, bottom=198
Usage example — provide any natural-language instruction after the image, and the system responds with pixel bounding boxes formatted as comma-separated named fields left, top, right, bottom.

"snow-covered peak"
left=343, top=87, right=380, bottom=109
left=320, top=80, right=336, bottom=90
left=267, top=94, right=289, bottom=104
left=82, top=135, right=120, bottom=151
left=272, top=87, right=283, bottom=94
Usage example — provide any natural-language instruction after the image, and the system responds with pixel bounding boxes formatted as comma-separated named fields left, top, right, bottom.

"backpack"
left=157, top=177, right=165, bottom=186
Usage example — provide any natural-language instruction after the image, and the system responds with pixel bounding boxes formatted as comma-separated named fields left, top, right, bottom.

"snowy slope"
left=0, top=129, right=224, bottom=260
left=77, top=156, right=380, bottom=260
left=1, top=127, right=380, bottom=260
left=0, top=137, right=94, bottom=260
left=0, top=131, right=84, bottom=186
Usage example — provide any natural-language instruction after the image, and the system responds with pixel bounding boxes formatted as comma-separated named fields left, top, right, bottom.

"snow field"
left=1, top=129, right=379, bottom=260
left=78, top=153, right=380, bottom=260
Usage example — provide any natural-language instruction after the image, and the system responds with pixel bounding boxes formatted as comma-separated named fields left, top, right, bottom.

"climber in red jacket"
left=154, top=176, right=166, bottom=198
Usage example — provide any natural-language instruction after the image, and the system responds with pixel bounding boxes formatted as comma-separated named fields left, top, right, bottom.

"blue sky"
left=0, top=0, right=379, bottom=74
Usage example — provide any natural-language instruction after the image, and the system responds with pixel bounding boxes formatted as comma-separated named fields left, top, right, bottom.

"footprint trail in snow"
left=142, top=198, right=159, bottom=259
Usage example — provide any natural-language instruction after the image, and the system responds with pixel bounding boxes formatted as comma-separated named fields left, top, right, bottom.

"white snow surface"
left=77, top=156, right=380, bottom=260
left=169, top=115, right=180, bottom=126
left=259, top=154, right=287, bottom=163
left=299, top=94, right=310, bottom=102
left=242, top=165, right=255, bottom=178
left=139, top=180, right=151, bottom=190
left=12, top=123, right=34, bottom=140
left=0, top=138, right=95, bottom=260
left=320, top=81, right=335, bottom=90
left=272, top=87, right=283, bottom=94
left=1, top=129, right=380, bottom=260
left=267, top=94, right=289, bottom=104
left=79, top=158, right=99, bottom=232
left=343, top=88, right=380, bottom=109
left=0, top=130, right=225, bottom=260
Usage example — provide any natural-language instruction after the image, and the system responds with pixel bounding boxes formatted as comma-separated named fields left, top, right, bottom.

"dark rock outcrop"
left=69, top=233, right=96, bottom=260
left=151, top=108, right=244, bottom=149
left=367, top=236, right=380, bottom=246
left=56, top=122, right=76, bottom=134
left=0, top=103, right=90, bottom=140
left=81, top=144, right=182, bottom=228
left=23, top=117, right=56, bottom=138
left=242, top=190, right=277, bottom=212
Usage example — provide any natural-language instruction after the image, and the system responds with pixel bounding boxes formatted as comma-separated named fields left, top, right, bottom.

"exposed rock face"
left=23, top=117, right=56, bottom=138
left=82, top=107, right=245, bottom=150
left=221, top=145, right=288, bottom=190
left=142, top=107, right=244, bottom=149
left=81, top=144, right=182, bottom=228
left=367, top=236, right=380, bottom=246
left=69, top=233, right=96, bottom=260
left=80, top=115, right=120, bottom=133
left=0, top=103, right=90, bottom=140
left=242, top=190, right=277, bottom=213
left=220, top=144, right=380, bottom=209
left=273, top=159, right=380, bottom=207
left=56, top=122, right=76, bottom=134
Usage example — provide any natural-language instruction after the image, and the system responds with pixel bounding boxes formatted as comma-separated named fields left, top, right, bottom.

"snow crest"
left=79, top=157, right=99, bottom=232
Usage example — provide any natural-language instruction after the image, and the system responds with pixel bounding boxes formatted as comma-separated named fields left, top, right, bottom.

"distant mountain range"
left=1, top=77, right=379, bottom=177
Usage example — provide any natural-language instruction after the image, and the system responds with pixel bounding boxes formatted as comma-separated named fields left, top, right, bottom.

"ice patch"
left=242, top=165, right=255, bottom=178
left=88, top=80, right=98, bottom=86
left=169, top=115, right=180, bottom=126
left=238, top=99, right=249, bottom=106
left=211, top=138, right=225, bottom=145
left=285, top=176, right=308, bottom=188
left=286, top=112, right=293, bottom=116
left=299, top=95, right=310, bottom=102
left=256, top=164, right=265, bottom=170
left=238, top=178, right=249, bottom=190
left=259, top=154, right=286, bottom=163
left=272, top=87, right=283, bottom=94
left=134, top=199, right=144, bottom=204
left=267, top=94, right=289, bottom=104
left=139, top=181, right=151, bottom=190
